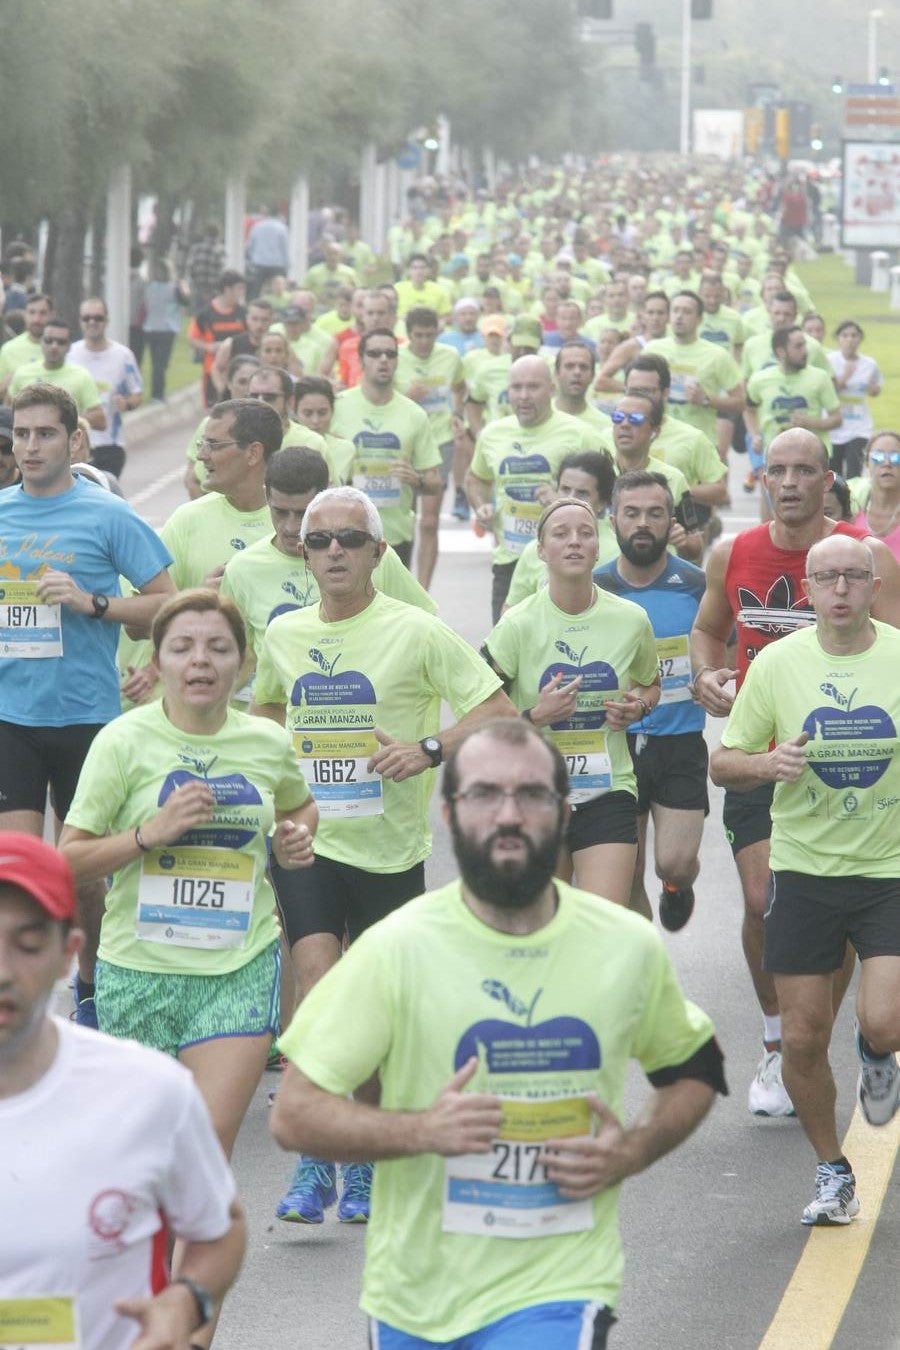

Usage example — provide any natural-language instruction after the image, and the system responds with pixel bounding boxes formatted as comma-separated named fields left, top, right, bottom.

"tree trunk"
left=90, top=198, right=106, bottom=296
left=49, top=202, right=90, bottom=324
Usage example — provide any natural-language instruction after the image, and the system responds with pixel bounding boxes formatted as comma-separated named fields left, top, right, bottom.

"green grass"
left=134, top=321, right=201, bottom=402
left=795, top=254, right=900, bottom=429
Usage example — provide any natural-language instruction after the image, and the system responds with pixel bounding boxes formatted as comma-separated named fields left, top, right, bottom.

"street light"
left=868, top=8, right=883, bottom=84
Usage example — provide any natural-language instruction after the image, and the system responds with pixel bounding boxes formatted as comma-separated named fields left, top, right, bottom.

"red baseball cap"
left=0, top=834, right=76, bottom=922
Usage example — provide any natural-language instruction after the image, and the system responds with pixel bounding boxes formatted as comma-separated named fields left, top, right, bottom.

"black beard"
left=450, top=813, right=563, bottom=910
left=616, top=529, right=669, bottom=566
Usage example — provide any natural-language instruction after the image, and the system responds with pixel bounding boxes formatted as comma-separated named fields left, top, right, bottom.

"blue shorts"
left=370, top=1301, right=616, bottom=1350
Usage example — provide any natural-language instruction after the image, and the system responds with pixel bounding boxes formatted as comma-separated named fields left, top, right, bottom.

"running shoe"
left=748, top=1048, right=795, bottom=1117
left=71, top=985, right=99, bottom=1030
left=855, top=1022, right=900, bottom=1127
left=801, top=1162, right=860, bottom=1226
left=742, top=471, right=758, bottom=494
left=275, top=1159, right=337, bottom=1224
left=452, top=489, right=470, bottom=521
left=658, top=882, right=695, bottom=932
left=337, top=1162, right=373, bottom=1223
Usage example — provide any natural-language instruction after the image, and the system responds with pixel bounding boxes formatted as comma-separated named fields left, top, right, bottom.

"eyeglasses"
left=248, top=390, right=284, bottom=404
left=869, top=450, right=900, bottom=467
left=611, top=410, right=647, bottom=425
left=42, top=336, right=69, bottom=346
left=200, top=438, right=241, bottom=454
left=808, top=568, right=872, bottom=586
left=364, top=349, right=398, bottom=360
left=79, top=313, right=105, bottom=322
left=303, top=528, right=375, bottom=550
left=452, top=784, right=562, bottom=813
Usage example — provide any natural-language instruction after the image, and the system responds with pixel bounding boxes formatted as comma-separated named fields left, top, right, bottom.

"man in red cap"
left=0, top=834, right=246, bottom=1350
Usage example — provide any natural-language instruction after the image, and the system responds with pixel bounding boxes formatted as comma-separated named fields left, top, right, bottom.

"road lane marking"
left=759, top=1082, right=899, bottom=1349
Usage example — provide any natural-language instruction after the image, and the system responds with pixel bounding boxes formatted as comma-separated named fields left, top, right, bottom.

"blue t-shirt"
left=0, top=477, right=172, bottom=726
left=437, top=330, right=485, bottom=357
left=593, top=554, right=706, bottom=736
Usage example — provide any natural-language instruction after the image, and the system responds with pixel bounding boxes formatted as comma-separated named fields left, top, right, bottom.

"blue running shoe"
left=452, top=489, right=470, bottom=521
left=71, top=984, right=99, bottom=1030
left=275, top=1159, right=337, bottom=1223
left=337, top=1162, right=373, bottom=1223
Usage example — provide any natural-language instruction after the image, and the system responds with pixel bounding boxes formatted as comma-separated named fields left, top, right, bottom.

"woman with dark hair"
left=828, top=320, right=883, bottom=480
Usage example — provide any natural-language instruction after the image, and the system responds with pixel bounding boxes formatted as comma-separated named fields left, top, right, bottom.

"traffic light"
left=691, top=0, right=712, bottom=17
left=635, top=22, right=655, bottom=77
left=578, top=0, right=613, bottom=16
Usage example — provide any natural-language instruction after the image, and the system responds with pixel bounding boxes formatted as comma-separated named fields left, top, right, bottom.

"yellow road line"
left=759, top=1075, right=899, bottom=1350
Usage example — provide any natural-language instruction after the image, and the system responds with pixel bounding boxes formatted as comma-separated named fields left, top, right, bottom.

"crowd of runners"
left=1, top=155, right=898, bottom=1350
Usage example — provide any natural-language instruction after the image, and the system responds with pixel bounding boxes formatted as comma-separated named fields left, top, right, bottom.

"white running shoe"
left=855, top=1022, right=900, bottom=1127
left=748, top=1048, right=796, bottom=1117
left=801, top=1162, right=860, bottom=1226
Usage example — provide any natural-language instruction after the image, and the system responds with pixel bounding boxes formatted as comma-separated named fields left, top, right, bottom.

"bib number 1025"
left=169, top=877, right=226, bottom=908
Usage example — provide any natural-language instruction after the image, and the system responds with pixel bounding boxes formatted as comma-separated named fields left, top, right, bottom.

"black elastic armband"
left=646, top=1035, right=728, bottom=1097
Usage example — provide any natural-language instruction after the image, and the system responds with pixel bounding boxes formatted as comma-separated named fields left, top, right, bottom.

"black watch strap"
left=91, top=593, right=110, bottom=619
left=172, top=1277, right=215, bottom=1329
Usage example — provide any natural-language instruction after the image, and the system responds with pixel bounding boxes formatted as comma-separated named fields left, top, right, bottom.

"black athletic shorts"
left=271, top=852, right=426, bottom=947
left=393, top=539, right=413, bottom=569
left=723, top=781, right=774, bottom=857
left=764, top=871, right=900, bottom=974
left=628, top=731, right=709, bottom=816
left=492, top=561, right=517, bottom=624
left=566, top=789, right=638, bottom=853
left=0, top=720, right=105, bottom=819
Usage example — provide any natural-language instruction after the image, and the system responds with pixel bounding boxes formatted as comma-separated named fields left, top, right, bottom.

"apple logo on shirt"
left=541, top=640, right=617, bottom=731
left=454, top=981, right=601, bottom=1076
left=291, top=647, right=377, bottom=712
left=158, top=762, right=263, bottom=848
left=802, top=682, right=895, bottom=790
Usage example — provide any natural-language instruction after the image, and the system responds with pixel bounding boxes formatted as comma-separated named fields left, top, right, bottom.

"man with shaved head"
left=711, top=532, right=900, bottom=1226
left=465, top=356, right=597, bottom=620
left=692, top=427, right=900, bottom=1122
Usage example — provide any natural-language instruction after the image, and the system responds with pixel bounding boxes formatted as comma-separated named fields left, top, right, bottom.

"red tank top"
left=725, top=521, right=866, bottom=688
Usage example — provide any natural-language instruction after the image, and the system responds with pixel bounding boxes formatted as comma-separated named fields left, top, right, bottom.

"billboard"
left=841, top=141, right=900, bottom=249
left=693, top=109, right=744, bottom=160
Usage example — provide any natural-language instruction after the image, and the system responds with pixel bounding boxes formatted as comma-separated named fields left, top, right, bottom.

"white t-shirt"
left=827, top=350, right=882, bottom=446
left=68, top=340, right=144, bottom=450
left=0, top=1018, right=235, bottom=1350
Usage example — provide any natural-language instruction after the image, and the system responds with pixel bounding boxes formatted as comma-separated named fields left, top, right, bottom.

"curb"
left=124, top=382, right=203, bottom=448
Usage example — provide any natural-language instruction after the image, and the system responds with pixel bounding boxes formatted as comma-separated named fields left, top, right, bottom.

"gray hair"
left=299, top=486, right=384, bottom=543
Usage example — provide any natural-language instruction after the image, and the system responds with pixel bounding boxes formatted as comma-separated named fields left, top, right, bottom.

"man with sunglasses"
left=330, top=328, right=443, bottom=572
left=69, top=298, right=143, bottom=478
left=8, top=317, right=106, bottom=432
left=254, top=486, right=514, bottom=1225
left=711, top=534, right=900, bottom=1225
left=608, top=393, right=702, bottom=564
left=692, top=427, right=900, bottom=1122
left=271, top=717, right=725, bottom=1348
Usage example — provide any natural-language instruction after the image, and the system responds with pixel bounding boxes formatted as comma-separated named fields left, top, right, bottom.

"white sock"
left=763, top=1015, right=782, bottom=1045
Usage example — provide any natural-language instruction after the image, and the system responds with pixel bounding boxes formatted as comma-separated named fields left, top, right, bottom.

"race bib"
left=501, top=497, right=542, bottom=555
left=0, top=1296, right=79, bottom=1347
left=137, top=846, right=255, bottom=949
left=353, top=458, right=401, bottom=508
left=549, top=728, right=612, bottom=804
left=293, top=729, right=383, bottom=818
left=656, top=634, right=692, bottom=705
left=0, top=581, right=62, bottom=659
left=443, top=1096, right=594, bottom=1239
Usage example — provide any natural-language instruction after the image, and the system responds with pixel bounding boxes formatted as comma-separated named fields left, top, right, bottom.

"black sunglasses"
left=304, top=528, right=375, bottom=551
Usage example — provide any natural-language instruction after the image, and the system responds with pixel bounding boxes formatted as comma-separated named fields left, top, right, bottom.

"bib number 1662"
left=312, top=758, right=357, bottom=785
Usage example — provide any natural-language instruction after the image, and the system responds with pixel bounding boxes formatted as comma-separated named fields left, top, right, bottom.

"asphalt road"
left=87, top=407, right=900, bottom=1350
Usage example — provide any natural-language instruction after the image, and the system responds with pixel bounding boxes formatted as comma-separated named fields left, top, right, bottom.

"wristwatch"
left=90, top=593, right=110, bottom=619
left=172, top=1277, right=215, bottom=1329
left=419, top=736, right=443, bottom=767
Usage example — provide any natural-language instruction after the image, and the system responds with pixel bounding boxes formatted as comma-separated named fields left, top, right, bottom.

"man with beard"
left=594, top=472, right=708, bottom=931
left=271, top=718, right=726, bottom=1350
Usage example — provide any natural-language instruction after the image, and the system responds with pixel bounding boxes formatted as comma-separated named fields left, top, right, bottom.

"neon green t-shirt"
left=720, top=622, right=900, bottom=875
left=652, top=418, right=727, bottom=489
left=221, top=535, right=437, bottom=658
left=280, top=879, right=717, bottom=1337
left=697, top=305, right=744, bottom=355
left=329, top=388, right=441, bottom=546
left=314, top=309, right=354, bottom=337
left=393, top=279, right=451, bottom=319
left=465, top=352, right=512, bottom=423
left=484, top=586, right=658, bottom=802
left=254, top=592, right=501, bottom=870
left=552, top=399, right=611, bottom=437
left=65, top=702, right=310, bottom=974
left=470, top=411, right=596, bottom=565
left=270, top=322, right=333, bottom=374
left=0, top=331, right=42, bottom=381
left=395, top=343, right=465, bottom=446
left=505, top=518, right=620, bottom=610
left=161, top=492, right=273, bottom=590
left=8, top=361, right=102, bottom=413
left=642, top=337, right=741, bottom=441
left=746, top=365, right=840, bottom=453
